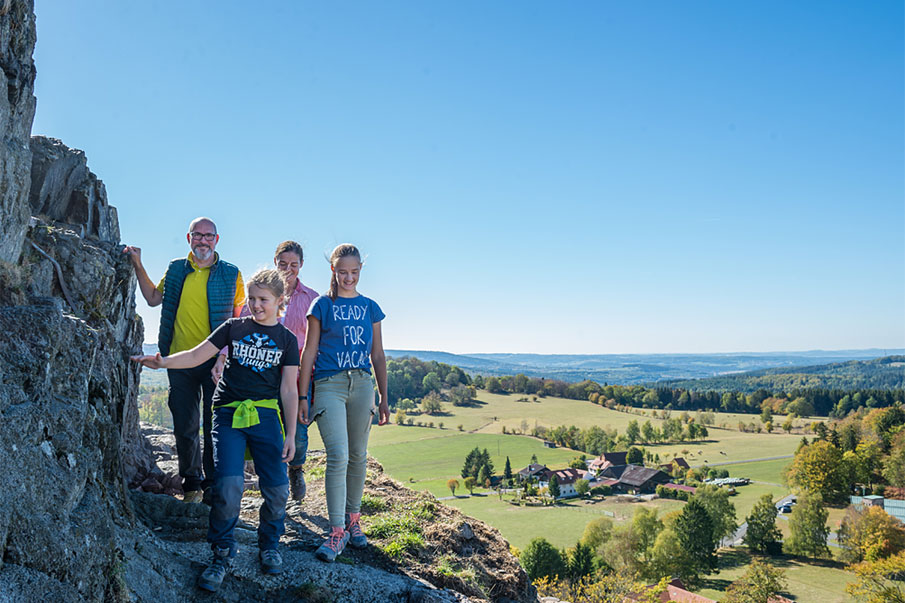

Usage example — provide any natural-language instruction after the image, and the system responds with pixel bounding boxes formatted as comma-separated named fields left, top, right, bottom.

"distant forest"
left=653, top=355, right=905, bottom=393
left=387, top=356, right=904, bottom=418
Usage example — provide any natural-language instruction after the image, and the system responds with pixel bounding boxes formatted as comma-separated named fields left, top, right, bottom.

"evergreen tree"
left=673, top=499, right=717, bottom=582
left=530, top=453, right=539, bottom=464
left=504, top=456, right=513, bottom=480
left=626, top=446, right=644, bottom=465
left=743, top=494, right=782, bottom=554
left=693, top=485, right=738, bottom=543
left=461, top=448, right=478, bottom=478
left=480, top=448, right=495, bottom=474
left=567, top=541, right=595, bottom=582
left=548, top=475, right=561, bottom=499
left=478, top=463, right=492, bottom=488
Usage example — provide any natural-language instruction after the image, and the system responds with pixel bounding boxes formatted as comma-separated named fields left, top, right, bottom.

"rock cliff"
left=0, top=2, right=536, bottom=601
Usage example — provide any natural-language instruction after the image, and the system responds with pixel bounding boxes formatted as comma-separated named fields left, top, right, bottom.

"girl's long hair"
left=328, top=244, right=362, bottom=301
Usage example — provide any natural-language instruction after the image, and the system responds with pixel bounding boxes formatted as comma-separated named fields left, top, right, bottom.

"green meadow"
left=302, top=390, right=809, bottom=550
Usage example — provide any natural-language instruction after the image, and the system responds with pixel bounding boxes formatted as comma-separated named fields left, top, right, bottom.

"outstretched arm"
left=131, top=340, right=219, bottom=370
left=371, top=321, right=389, bottom=425
left=123, top=246, right=163, bottom=307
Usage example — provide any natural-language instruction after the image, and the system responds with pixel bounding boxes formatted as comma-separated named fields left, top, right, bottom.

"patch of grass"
left=360, top=493, right=388, bottom=513
left=365, top=514, right=421, bottom=539
left=412, top=499, right=437, bottom=520
left=245, top=489, right=261, bottom=498
left=383, top=532, right=424, bottom=559
left=436, top=554, right=477, bottom=582
left=306, top=465, right=326, bottom=480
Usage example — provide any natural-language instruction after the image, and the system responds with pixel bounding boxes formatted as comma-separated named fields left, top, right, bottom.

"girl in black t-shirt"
left=133, top=269, right=299, bottom=592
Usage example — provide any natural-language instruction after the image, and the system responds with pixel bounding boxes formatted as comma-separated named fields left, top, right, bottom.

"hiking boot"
left=259, top=548, right=282, bottom=575
left=345, top=512, right=367, bottom=549
left=315, top=527, right=350, bottom=562
left=202, top=488, right=212, bottom=506
left=183, top=490, right=204, bottom=504
left=289, top=465, right=306, bottom=501
left=198, top=547, right=231, bottom=592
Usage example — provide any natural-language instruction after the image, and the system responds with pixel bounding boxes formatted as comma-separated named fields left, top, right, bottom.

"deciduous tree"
left=520, top=538, right=566, bottom=581
left=838, top=506, right=905, bottom=564
left=724, top=559, right=788, bottom=603
left=785, top=492, right=830, bottom=558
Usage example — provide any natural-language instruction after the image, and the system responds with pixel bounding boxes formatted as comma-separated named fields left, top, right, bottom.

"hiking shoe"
left=345, top=512, right=367, bottom=549
left=289, top=465, right=306, bottom=501
left=315, top=527, right=350, bottom=562
left=183, top=490, right=204, bottom=504
left=259, top=549, right=282, bottom=575
left=198, top=547, right=231, bottom=592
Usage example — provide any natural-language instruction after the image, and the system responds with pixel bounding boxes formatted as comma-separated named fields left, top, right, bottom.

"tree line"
left=388, top=355, right=903, bottom=419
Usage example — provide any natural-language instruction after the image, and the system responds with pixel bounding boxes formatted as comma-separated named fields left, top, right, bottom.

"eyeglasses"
left=190, top=232, right=217, bottom=242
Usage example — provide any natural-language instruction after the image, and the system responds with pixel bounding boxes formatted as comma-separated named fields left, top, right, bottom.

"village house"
left=587, top=451, right=628, bottom=476
left=516, top=463, right=549, bottom=483
left=539, top=467, right=585, bottom=499
left=615, top=465, right=670, bottom=494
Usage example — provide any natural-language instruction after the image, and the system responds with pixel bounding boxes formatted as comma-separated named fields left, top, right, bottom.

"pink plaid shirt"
left=281, top=279, right=319, bottom=353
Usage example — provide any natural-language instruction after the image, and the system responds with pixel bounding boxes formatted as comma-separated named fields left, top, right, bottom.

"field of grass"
left=726, top=458, right=793, bottom=485
left=696, top=549, right=855, bottom=603
left=728, top=482, right=787, bottom=522
left=304, top=393, right=811, bottom=555
left=443, top=495, right=685, bottom=551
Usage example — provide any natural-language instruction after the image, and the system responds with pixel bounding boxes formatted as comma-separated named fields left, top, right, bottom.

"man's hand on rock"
left=122, top=245, right=143, bottom=267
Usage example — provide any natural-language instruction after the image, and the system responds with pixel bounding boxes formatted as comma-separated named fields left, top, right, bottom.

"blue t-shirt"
left=309, top=294, right=385, bottom=381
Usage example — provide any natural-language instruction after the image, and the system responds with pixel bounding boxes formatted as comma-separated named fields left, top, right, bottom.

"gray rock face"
left=30, top=136, right=121, bottom=242
left=0, top=0, right=37, bottom=263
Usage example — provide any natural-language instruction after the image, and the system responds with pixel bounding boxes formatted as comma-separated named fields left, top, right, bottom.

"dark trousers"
left=167, top=357, right=217, bottom=492
left=208, top=407, right=289, bottom=554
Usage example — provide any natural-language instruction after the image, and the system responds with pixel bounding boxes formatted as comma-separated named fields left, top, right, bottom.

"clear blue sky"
left=31, top=1, right=904, bottom=354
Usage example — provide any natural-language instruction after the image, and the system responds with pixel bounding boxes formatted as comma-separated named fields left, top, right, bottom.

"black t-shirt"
left=207, top=317, right=300, bottom=406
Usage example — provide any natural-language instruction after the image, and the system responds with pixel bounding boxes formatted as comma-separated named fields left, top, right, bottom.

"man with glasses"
left=124, top=217, right=244, bottom=504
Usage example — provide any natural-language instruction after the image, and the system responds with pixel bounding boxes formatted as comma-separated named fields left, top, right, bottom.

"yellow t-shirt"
left=157, top=254, right=245, bottom=354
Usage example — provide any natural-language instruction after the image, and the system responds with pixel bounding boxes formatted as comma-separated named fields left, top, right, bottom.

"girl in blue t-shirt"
left=298, top=243, right=389, bottom=562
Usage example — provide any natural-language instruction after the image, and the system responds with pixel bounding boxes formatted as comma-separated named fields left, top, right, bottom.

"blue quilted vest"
left=158, top=254, right=240, bottom=356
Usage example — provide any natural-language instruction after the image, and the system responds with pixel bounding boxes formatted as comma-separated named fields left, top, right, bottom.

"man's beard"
left=193, top=246, right=213, bottom=261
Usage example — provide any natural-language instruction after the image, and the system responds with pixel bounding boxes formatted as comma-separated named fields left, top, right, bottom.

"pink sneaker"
left=345, top=512, right=367, bottom=549
left=315, top=527, right=350, bottom=562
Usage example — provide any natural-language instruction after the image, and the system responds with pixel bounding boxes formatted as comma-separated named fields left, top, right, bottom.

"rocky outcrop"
left=0, top=0, right=37, bottom=263
left=29, top=136, right=121, bottom=242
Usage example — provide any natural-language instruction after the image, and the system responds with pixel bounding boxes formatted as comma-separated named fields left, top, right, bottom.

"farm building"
left=615, top=466, right=670, bottom=494
left=539, top=467, right=585, bottom=499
